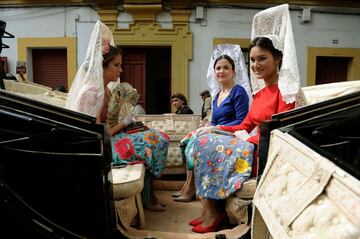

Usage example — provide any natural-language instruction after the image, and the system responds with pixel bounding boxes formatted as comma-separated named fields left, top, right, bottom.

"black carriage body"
left=0, top=90, right=117, bottom=239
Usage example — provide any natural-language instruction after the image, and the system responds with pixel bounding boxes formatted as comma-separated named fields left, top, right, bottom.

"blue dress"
left=211, top=84, right=249, bottom=126
left=193, top=133, right=254, bottom=199
left=180, top=84, right=249, bottom=170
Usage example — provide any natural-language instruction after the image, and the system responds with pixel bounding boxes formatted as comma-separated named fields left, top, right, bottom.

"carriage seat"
left=136, top=114, right=201, bottom=175
left=234, top=178, right=258, bottom=199
left=112, top=164, right=146, bottom=228
left=4, top=79, right=67, bottom=108
left=226, top=177, right=258, bottom=224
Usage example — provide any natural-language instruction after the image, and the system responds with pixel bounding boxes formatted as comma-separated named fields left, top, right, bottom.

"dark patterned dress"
left=111, top=129, right=169, bottom=178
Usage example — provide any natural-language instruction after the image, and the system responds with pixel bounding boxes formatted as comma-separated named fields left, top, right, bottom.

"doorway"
left=315, top=56, right=352, bottom=85
left=121, top=47, right=171, bottom=114
left=32, top=48, right=68, bottom=91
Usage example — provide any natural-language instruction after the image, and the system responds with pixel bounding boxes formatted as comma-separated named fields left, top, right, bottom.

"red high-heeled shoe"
left=188, top=218, right=203, bottom=226
left=192, top=212, right=226, bottom=233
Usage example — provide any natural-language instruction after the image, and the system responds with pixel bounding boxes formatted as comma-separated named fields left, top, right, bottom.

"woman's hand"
left=234, top=130, right=250, bottom=141
left=195, top=126, right=215, bottom=137
left=123, top=114, right=135, bottom=126
left=108, top=122, right=125, bottom=137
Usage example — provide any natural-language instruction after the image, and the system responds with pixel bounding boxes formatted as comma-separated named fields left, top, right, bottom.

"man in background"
left=200, top=90, right=211, bottom=120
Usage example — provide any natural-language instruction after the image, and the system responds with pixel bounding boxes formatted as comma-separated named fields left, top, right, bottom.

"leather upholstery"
left=226, top=177, right=257, bottom=224
left=4, top=80, right=67, bottom=107
left=252, top=130, right=360, bottom=239
left=234, top=178, right=258, bottom=199
left=112, top=164, right=146, bottom=228
left=226, top=196, right=252, bottom=225
left=112, top=164, right=145, bottom=199
left=302, top=80, right=360, bottom=105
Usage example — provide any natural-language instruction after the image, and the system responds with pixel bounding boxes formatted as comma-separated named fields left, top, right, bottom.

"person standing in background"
left=171, top=92, right=194, bottom=114
left=199, top=90, right=211, bottom=121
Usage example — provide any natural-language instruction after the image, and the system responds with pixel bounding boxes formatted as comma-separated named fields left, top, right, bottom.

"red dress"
left=219, top=84, right=295, bottom=146
left=219, top=84, right=295, bottom=176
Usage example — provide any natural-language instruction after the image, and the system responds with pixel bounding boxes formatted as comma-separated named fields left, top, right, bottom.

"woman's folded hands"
left=122, top=113, right=136, bottom=126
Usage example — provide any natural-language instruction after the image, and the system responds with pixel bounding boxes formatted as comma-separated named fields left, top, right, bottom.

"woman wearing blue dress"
left=173, top=44, right=252, bottom=202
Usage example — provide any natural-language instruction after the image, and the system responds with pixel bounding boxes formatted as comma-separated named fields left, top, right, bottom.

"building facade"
left=1, top=0, right=360, bottom=113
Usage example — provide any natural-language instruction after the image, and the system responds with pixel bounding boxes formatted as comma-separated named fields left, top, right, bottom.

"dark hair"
left=171, top=92, right=188, bottom=105
left=54, top=85, right=66, bottom=92
left=102, top=46, right=122, bottom=67
left=200, top=90, right=210, bottom=97
left=213, top=54, right=235, bottom=71
left=249, top=37, right=283, bottom=67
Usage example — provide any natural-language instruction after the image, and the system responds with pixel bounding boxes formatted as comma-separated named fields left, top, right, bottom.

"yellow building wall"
left=307, top=47, right=360, bottom=86
left=17, top=37, right=77, bottom=89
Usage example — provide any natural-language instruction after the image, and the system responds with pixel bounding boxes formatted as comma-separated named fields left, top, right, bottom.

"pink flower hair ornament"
left=102, top=38, right=110, bottom=55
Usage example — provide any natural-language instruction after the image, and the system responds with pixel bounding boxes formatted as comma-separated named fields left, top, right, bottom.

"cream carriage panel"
left=252, top=130, right=360, bottom=239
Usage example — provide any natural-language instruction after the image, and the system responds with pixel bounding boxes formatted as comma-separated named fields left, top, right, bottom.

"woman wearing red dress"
left=190, top=4, right=301, bottom=233
left=219, top=37, right=295, bottom=147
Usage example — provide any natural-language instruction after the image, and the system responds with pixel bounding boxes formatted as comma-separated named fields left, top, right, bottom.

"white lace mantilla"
left=207, top=44, right=252, bottom=104
left=65, top=20, right=115, bottom=117
left=251, top=4, right=300, bottom=104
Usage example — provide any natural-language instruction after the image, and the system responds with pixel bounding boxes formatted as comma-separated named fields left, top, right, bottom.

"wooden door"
left=121, top=50, right=146, bottom=108
left=33, top=49, right=68, bottom=91
left=121, top=47, right=171, bottom=114
left=316, top=56, right=351, bottom=85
